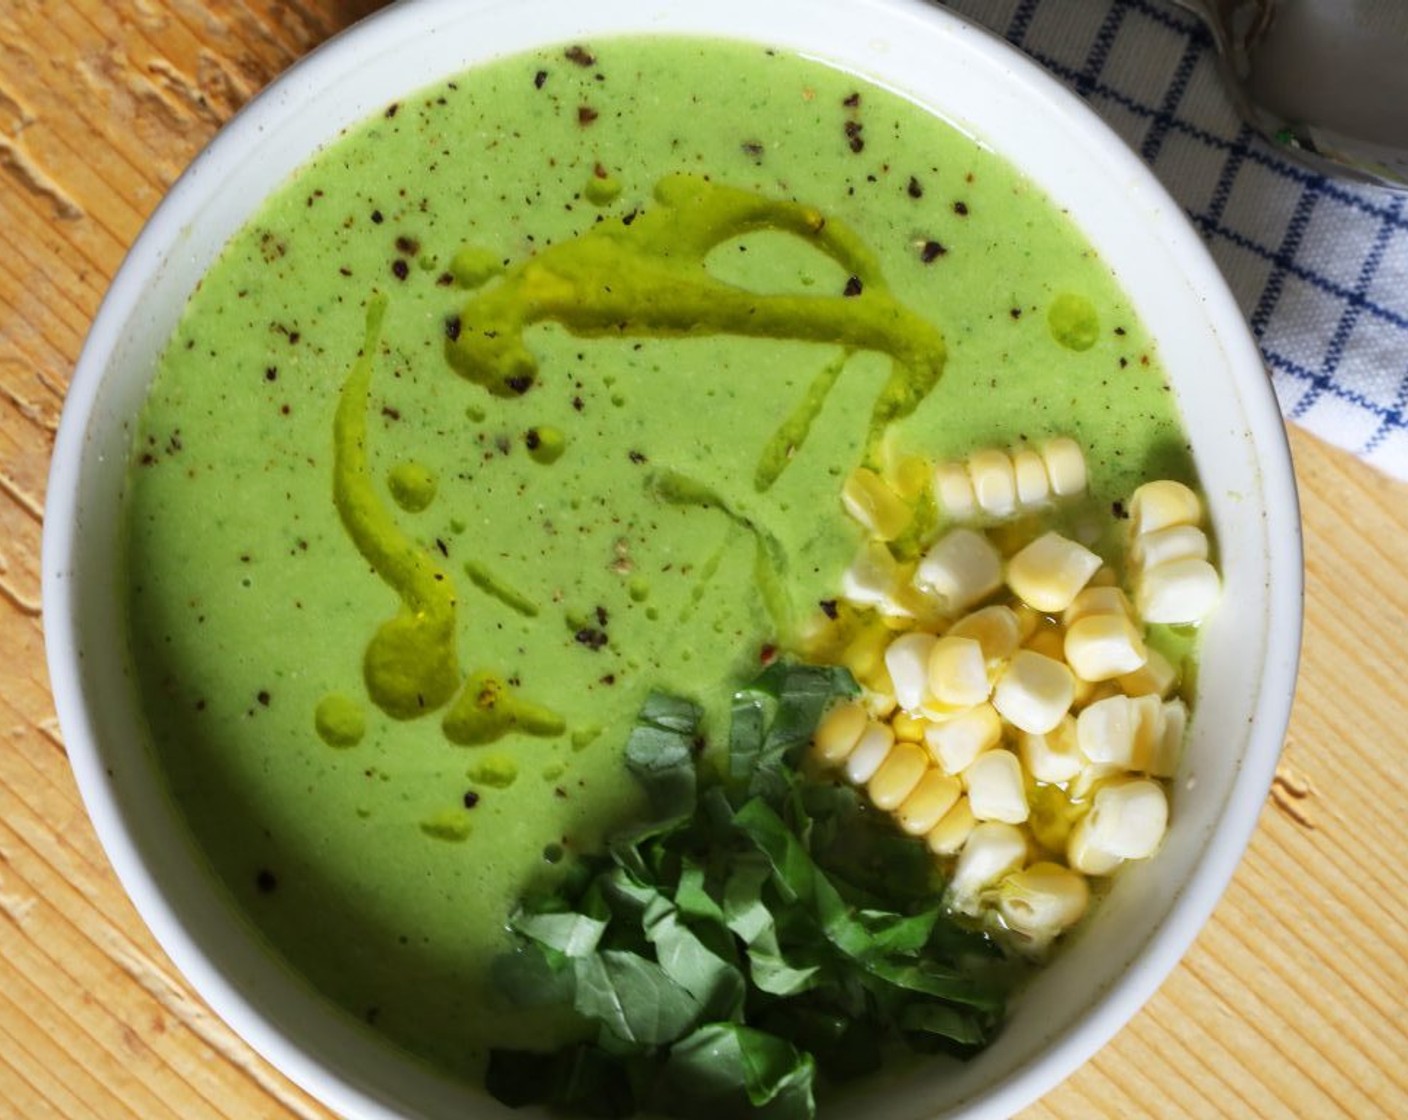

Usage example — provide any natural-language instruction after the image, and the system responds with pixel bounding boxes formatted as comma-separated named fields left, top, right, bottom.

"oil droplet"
left=1047, top=293, right=1099, bottom=352
left=466, top=405, right=486, bottom=424
left=420, top=808, right=473, bottom=842
left=628, top=577, right=649, bottom=603
left=525, top=425, right=567, bottom=464
left=571, top=725, right=602, bottom=752
left=315, top=694, right=366, bottom=748
left=542, top=761, right=566, bottom=782
left=387, top=461, right=437, bottom=512
left=466, top=751, right=520, bottom=788
left=584, top=171, right=622, bottom=206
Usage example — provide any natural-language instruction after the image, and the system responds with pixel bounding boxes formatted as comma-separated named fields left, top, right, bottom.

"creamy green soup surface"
left=123, top=36, right=1194, bottom=1080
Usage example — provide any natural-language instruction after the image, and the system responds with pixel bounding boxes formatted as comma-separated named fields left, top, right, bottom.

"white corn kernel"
left=969, top=449, right=1017, bottom=517
left=1019, top=715, right=1084, bottom=785
left=996, top=862, right=1090, bottom=949
left=923, top=703, right=1002, bottom=774
left=869, top=742, right=930, bottom=811
left=934, top=461, right=977, bottom=519
left=841, top=467, right=912, bottom=541
left=1067, top=813, right=1125, bottom=876
left=926, top=797, right=977, bottom=856
left=1012, top=448, right=1051, bottom=507
left=927, top=635, right=993, bottom=708
left=948, top=605, right=1022, bottom=665
left=1062, top=586, right=1133, bottom=628
left=884, top=631, right=938, bottom=713
left=1007, top=531, right=1103, bottom=613
left=1129, top=524, right=1208, bottom=572
left=1076, top=694, right=1138, bottom=767
left=844, top=722, right=895, bottom=785
left=1064, top=613, right=1148, bottom=682
left=1129, top=479, right=1201, bottom=536
left=948, top=821, right=1028, bottom=916
left=812, top=700, right=868, bottom=766
left=1135, top=558, right=1221, bottom=625
left=1041, top=437, right=1087, bottom=496
left=896, top=770, right=962, bottom=835
left=914, top=528, right=1003, bottom=613
left=1080, top=778, right=1169, bottom=859
left=992, top=649, right=1075, bottom=735
left=964, top=750, right=1030, bottom=824
left=841, top=541, right=899, bottom=609
left=1117, top=647, right=1177, bottom=698
left=1148, top=698, right=1187, bottom=779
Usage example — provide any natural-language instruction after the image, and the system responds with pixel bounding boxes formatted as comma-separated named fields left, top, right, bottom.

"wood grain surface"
left=2, top=2, right=1405, bottom=1117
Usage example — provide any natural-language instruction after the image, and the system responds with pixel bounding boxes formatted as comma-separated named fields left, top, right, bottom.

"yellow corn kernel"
left=868, top=742, right=930, bottom=811
left=841, top=467, right=913, bottom=541
left=891, top=711, right=928, bottom=743
left=896, top=770, right=962, bottom=835
left=926, top=797, right=977, bottom=857
left=812, top=700, right=868, bottom=767
left=1024, top=623, right=1066, bottom=661
left=1007, top=531, right=1103, bottom=613
left=1117, top=646, right=1178, bottom=698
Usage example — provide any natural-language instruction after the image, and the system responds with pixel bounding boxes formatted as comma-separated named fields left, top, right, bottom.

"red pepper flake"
left=533, top=69, right=548, bottom=89
left=564, top=45, right=596, bottom=67
left=257, top=690, right=271, bottom=706
left=595, top=605, right=609, bottom=627
left=506, top=375, right=533, bottom=395
left=395, top=235, right=420, bottom=255
left=843, top=276, right=863, bottom=297
left=384, top=102, right=399, bottom=119
left=818, top=599, right=839, bottom=620
left=920, top=240, right=947, bottom=263
left=1010, top=307, right=1022, bottom=320
left=628, top=449, right=647, bottom=464
left=842, top=92, right=861, bottom=107
left=844, top=120, right=864, bottom=153
left=256, top=869, right=278, bottom=893
left=577, top=106, right=599, bottom=126
left=1111, top=500, right=1128, bottom=520
left=572, top=395, right=585, bottom=412
left=391, top=259, right=409, bottom=281
left=436, top=272, right=455, bottom=287
left=264, top=366, right=278, bottom=382
left=382, top=405, right=401, bottom=420
left=463, top=790, right=480, bottom=809
left=759, top=644, right=778, bottom=665
left=525, top=428, right=541, bottom=451
left=445, top=315, right=462, bottom=341
left=371, top=209, right=384, bottom=224
left=907, top=176, right=924, bottom=198
left=953, top=200, right=970, bottom=216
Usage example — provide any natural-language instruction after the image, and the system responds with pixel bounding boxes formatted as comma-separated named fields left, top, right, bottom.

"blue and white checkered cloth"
left=944, top=0, right=1408, bottom=481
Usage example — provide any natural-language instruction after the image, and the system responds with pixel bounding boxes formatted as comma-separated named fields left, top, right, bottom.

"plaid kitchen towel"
left=942, top=0, right=1408, bottom=481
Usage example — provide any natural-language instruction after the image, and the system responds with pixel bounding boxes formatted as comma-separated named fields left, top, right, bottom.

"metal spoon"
left=1173, top=0, right=1408, bottom=190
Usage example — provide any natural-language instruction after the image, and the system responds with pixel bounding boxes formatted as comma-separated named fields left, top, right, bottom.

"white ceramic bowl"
left=43, top=1, right=1302, bottom=1117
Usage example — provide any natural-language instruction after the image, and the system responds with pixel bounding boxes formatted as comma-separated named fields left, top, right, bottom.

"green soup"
left=123, top=36, right=1193, bottom=1079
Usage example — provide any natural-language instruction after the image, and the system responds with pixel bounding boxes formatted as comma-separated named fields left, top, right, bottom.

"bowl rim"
left=42, top=1, right=1303, bottom=1117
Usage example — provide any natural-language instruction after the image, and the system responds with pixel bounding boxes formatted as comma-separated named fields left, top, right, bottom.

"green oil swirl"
left=447, top=174, right=946, bottom=467
left=334, top=296, right=461, bottom=720
left=333, top=297, right=562, bottom=744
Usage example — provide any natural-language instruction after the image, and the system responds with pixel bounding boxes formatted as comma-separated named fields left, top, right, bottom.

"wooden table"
left=2, top=3, right=1405, bottom=1117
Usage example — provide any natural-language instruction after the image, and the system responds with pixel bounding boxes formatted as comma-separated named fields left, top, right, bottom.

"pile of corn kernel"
left=809, top=440, right=1220, bottom=954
